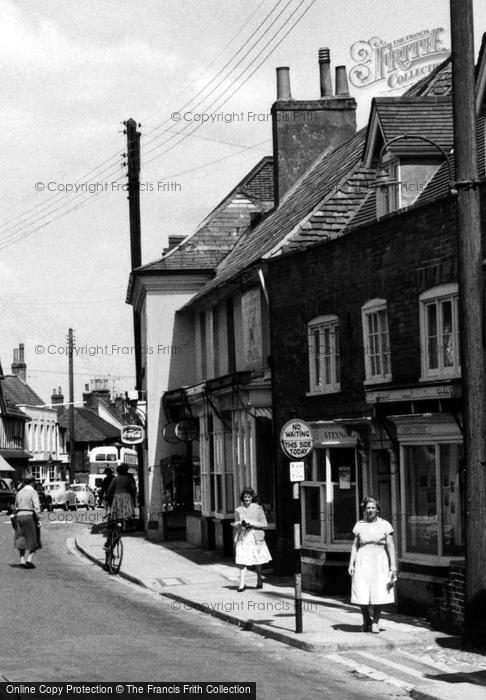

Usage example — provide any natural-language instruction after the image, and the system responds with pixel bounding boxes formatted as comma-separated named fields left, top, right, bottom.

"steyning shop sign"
left=280, top=419, right=313, bottom=459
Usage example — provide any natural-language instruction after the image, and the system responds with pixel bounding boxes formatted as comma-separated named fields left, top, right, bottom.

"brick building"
left=264, top=47, right=486, bottom=626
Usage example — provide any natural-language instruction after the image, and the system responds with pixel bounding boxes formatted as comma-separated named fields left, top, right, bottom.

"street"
left=0, top=513, right=405, bottom=699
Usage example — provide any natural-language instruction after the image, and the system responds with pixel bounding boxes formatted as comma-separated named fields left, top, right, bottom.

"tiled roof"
left=371, top=97, right=453, bottom=154
left=57, top=407, right=121, bottom=443
left=186, top=129, right=371, bottom=305
left=405, top=56, right=452, bottom=97
left=2, top=375, right=45, bottom=407
left=132, top=157, right=274, bottom=275
left=183, top=56, right=457, bottom=307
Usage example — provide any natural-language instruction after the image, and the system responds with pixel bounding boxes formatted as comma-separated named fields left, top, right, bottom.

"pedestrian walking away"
left=348, top=496, right=397, bottom=633
left=13, top=473, right=41, bottom=569
left=99, top=467, right=114, bottom=508
left=232, top=487, right=271, bottom=592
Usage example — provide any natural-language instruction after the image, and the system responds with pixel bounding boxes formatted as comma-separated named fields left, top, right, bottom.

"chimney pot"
left=276, top=66, right=292, bottom=100
left=335, top=65, right=350, bottom=96
left=318, top=47, right=333, bottom=97
left=19, top=343, right=24, bottom=362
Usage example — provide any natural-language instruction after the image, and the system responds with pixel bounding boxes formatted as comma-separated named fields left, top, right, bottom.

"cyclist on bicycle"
left=104, top=464, right=137, bottom=541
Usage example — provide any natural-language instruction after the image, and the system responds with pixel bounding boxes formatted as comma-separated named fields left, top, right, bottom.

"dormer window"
left=377, top=156, right=440, bottom=217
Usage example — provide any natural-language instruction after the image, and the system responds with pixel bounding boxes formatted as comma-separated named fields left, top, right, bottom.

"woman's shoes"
left=371, top=623, right=380, bottom=634
left=237, top=585, right=246, bottom=592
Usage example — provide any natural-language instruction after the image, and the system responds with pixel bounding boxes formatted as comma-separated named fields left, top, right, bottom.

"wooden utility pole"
left=125, top=118, right=145, bottom=516
left=450, top=0, right=486, bottom=643
left=68, top=328, right=76, bottom=482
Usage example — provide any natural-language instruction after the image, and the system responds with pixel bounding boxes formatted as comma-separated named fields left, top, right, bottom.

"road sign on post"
left=280, top=420, right=313, bottom=459
left=280, top=419, right=313, bottom=634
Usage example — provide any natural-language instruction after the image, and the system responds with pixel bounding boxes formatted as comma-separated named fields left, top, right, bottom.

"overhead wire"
left=0, top=0, right=284, bottom=243
left=0, top=0, right=315, bottom=250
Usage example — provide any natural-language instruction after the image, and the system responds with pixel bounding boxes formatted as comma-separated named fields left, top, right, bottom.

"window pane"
left=405, top=445, right=438, bottom=555
left=303, top=486, right=321, bottom=537
left=441, top=300, right=454, bottom=367
left=440, top=444, right=464, bottom=555
left=312, top=329, right=320, bottom=385
left=334, top=330, right=340, bottom=384
left=315, top=449, right=326, bottom=482
left=427, top=304, right=438, bottom=369
left=330, top=448, right=356, bottom=541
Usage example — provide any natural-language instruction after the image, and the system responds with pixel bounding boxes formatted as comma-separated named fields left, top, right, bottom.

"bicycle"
left=103, top=519, right=124, bottom=574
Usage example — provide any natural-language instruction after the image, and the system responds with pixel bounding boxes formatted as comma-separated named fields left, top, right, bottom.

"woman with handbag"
left=13, top=474, right=41, bottom=569
left=233, top=487, right=271, bottom=592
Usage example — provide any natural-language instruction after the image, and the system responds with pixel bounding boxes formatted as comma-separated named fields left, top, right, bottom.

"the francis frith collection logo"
left=349, top=28, right=450, bottom=91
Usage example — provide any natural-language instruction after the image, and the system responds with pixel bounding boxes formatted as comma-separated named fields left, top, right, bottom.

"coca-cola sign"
left=120, top=424, right=145, bottom=445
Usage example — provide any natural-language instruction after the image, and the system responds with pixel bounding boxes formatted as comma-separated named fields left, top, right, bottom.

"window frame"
left=361, top=299, right=392, bottom=384
left=307, top=315, right=340, bottom=395
left=400, top=439, right=464, bottom=563
left=419, top=284, right=460, bottom=380
left=301, top=447, right=359, bottom=549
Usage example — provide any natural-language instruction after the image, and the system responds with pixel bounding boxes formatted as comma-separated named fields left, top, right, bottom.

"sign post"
left=280, top=420, right=313, bottom=634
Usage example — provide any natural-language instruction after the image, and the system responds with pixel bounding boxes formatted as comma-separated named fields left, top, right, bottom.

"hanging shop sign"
left=174, top=419, right=198, bottom=443
left=280, top=419, right=313, bottom=459
left=120, top=424, right=145, bottom=445
left=162, top=423, right=180, bottom=444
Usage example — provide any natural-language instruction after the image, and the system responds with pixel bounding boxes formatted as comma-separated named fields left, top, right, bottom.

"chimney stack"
left=335, top=66, right=350, bottom=96
left=276, top=67, right=292, bottom=100
left=51, top=387, right=65, bottom=406
left=319, top=48, right=333, bottom=97
left=11, top=343, right=26, bottom=381
left=271, top=48, right=356, bottom=204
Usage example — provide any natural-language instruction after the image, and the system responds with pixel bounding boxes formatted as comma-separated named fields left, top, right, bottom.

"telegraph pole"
left=450, top=0, right=486, bottom=643
left=124, top=118, right=145, bottom=518
left=68, top=328, right=76, bottom=483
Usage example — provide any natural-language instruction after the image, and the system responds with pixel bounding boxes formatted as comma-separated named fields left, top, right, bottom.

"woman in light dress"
left=348, top=497, right=397, bottom=633
left=233, top=487, right=271, bottom=592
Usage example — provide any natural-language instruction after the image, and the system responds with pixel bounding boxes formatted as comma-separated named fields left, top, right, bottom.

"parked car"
left=0, top=478, right=16, bottom=513
left=34, top=481, right=53, bottom=512
left=44, top=481, right=77, bottom=510
left=70, top=483, right=96, bottom=509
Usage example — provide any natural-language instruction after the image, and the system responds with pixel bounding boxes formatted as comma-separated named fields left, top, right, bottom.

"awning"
left=0, top=449, right=32, bottom=461
left=0, top=455, right=15, bottom=472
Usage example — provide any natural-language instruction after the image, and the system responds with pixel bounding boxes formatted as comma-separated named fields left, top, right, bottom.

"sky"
left=1, top=0, right=485, bottom=406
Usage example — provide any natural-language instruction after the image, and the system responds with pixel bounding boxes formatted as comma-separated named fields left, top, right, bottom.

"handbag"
left=10, top=513, right=17, bottom=531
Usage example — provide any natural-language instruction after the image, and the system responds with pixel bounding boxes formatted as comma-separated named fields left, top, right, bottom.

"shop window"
left=204, top=411, right=234, bottom=517
left=361, top=299, right=391, bottom=383
left=301, top=447, right=358, bottom=546
left=403, top=443, right=464, bottom=557
left=419, top=284, right=460, bottom=379
left=307, top=315, right=340, bottom=394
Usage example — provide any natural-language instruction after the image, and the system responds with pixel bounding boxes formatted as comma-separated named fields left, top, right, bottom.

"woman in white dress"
left=348, top=497, right=397, bottom=633
left=233, top=488, right=272, bottom=592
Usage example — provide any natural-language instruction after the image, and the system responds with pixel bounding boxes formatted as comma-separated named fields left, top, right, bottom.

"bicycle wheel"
left=106, top=531, right=123, bottom=574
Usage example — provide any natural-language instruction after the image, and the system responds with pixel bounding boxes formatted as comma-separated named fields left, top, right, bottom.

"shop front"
left=300, top=421, right=361, bottom=594
left=390, top=413, right=464, bottom=616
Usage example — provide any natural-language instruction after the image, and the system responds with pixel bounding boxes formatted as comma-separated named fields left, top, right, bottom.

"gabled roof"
left=2, top=374, right=45, bottom=407
left=132, top=157, right=273, bottom=276
left=185, top=129, right=370, bottom=306
left=57, top=406, right=121, bottom=443
left=363, top=97, right=453, bottom=168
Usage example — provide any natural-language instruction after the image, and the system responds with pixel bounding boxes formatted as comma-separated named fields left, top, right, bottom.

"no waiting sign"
left=280, top=419, right=313, bottom=459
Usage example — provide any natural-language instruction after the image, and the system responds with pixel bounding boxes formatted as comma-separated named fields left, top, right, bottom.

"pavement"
left=71, top=528, right=486, bottom=700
